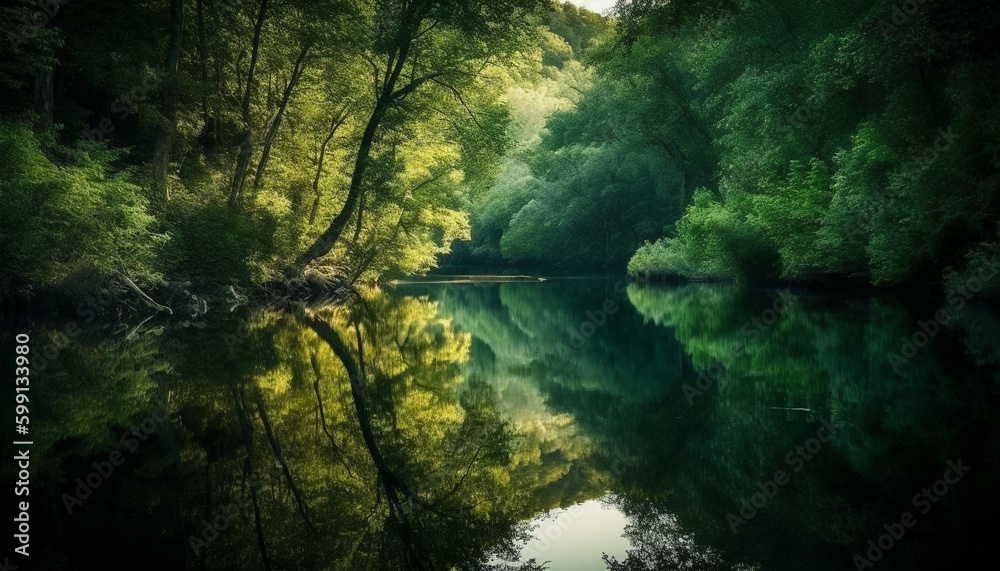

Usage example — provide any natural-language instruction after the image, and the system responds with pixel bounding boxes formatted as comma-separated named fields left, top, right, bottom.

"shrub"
left=0, top=121, right=165, bottom=294
left=629, top=189, right=777, bottom=281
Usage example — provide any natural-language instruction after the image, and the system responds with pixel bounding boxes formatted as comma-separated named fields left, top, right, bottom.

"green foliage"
left=543, top=1, right=611, bottom=58
left=453, top=6, right=680, bottom=271
left=943, top=232, right=1000, bottom=300
left=628, top=238, right=681, bottom=279
left=4, top=0, right=999, bottom=289
left=0, top=121, right=164, bottom=292
left=748, top=159, right=833, bottom=278
left=2, top=0, right=557, bottom=290
left=606, top=0, right=1000, bottom=286
left=628, top=189, right=775, bottom=281
left=164, top=200, right=296, bottom=283
left=25, top=277, right=1000, bottom=569
left=497, top=145, right=676, bottom=268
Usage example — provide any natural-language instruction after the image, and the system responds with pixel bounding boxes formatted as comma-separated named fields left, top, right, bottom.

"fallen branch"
left=117, top=272, right=173, bottom=315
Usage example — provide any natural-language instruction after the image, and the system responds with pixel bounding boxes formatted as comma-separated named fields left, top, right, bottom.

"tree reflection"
left=27, top=288, right=549, bottom=570
left=226, top=289, right=548, bottom=570
left=606, top=284, right=1000, bottom=570
left=24, top=281, right=1000, bottom=571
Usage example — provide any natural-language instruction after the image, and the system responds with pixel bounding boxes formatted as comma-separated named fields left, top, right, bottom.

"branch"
left=439, top=445, right=482, bottom=502
left=413, top=19, right=439, bottom=40
left=430, top=78, right=482, bottom=130
left=361, top=53, right=382, bottom=100
left=389, top=71, right=451, bottom=102
left=116, top=272, right=172, bottom=314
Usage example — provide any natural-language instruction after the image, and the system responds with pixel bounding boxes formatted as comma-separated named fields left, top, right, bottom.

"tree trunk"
left=352, top=193, right=365, bottom=242
left=292, top=100, right=388, bottom=270
left=233, top=386, right=271, bottom=571
left=309, top=108, right=350, bottom=225
left=242, top=0, right=268, bottom=122
left=228, top=0, right=270, bottom=206
left=196, top=0, right=209, bottom=121
left=252, top=43, right=310, bottom=192
left=230, top=135, right=253, bottom=204
left=290, top=16, right=425, bottom=273
left=306, top=314, right=436, bottom=570
left=253, top=392, right=317, bottom=533
left=33, top=68, right=53, bottom=134
left=304, top=315, right=426, bottom=509
left=311, top=353, right=353, bottom=474
left=653, top=137, right=694, bottom=206
left=152, top=0, right=185, bottom=202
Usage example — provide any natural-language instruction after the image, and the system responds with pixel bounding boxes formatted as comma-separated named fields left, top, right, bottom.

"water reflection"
left=518, top=497, right=629, bottom=571
left=14, top=279, right=1000, bottom=570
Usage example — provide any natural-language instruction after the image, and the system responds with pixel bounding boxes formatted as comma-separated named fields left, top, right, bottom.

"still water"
left=8, top=277, right=1000, bottom=570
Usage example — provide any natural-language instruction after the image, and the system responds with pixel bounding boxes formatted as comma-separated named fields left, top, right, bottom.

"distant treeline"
left=453, top=0, right=1000, bottom=294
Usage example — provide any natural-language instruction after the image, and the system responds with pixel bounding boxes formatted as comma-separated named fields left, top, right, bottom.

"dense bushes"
left=0, top=121, right=302, bottom=294
left=163, top=201, right=298, bottom=284
left=627, top=190, right=776, bottom=282
left=613, top=0, right=1000, bottom=287
left=0, top=121, right=165, bottom=294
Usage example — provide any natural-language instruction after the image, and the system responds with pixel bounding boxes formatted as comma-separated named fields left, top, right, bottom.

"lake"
left=9, top=277, right=1000, bottom=570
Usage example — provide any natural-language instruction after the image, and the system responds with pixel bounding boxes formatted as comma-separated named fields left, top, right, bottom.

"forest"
left=4, top=2, right=1000, bottom=570
left=3, top=0, right=998, bottom=303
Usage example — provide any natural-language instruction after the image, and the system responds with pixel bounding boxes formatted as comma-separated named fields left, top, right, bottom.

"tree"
left=290, top=0, right=544, bottom=274
left=151, top=0, right=185, bottom=201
